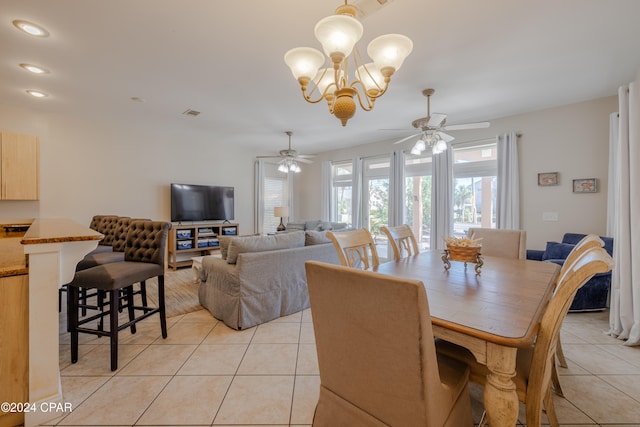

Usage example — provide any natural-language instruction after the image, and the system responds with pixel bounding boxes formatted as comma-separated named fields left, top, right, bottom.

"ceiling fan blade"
left=256, top=155, right=282, bottom=159
left=297, top=154, right=316, bottom=158
left=443, top=121, right=490, bottom=131
left=393, top=132, right=421, bottom=145
left=427, top=113, right=447, bottom=128
left=296, top=158, right=314, bottom=164
left=435, top=131, right=455, bottom=142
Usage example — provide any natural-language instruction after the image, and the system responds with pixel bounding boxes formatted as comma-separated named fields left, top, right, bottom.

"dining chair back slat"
left=381, top=224, right=420, bottom=260
left=327, top=228, right=380, bottom=269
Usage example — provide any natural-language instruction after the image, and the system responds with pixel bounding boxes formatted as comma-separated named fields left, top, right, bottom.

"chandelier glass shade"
left=284, top=2, right=413, bottom=126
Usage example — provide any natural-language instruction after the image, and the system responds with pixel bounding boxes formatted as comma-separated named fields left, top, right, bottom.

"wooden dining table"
left=373, top=250, right=560, bottom=427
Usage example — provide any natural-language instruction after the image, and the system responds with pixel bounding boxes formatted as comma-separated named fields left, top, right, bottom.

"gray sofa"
left=198, top=230, right=340, bottom=330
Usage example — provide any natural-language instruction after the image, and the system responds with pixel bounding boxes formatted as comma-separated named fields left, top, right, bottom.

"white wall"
left=0, top=104, right=256, bottom=230
left=295, top=95, right=618, bottom=249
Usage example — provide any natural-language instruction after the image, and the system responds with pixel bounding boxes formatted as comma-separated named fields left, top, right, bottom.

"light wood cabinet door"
left=1, top=131, right=40, bottom=200
left=0, top=274, right=29, bottom=427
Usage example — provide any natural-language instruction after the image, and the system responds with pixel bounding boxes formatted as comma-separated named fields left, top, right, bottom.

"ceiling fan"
left=256, top=131, right=315, bottom=173
left=393, top=88, right=490, bottom=154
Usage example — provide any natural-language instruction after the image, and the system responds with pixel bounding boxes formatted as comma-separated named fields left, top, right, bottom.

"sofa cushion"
left=226, top=231, right=305, bottom=264
left=286, top=221, right=306, bottom=231
left=305, top=230, right=332, bottom=246
left=219, top=236, right=234, bottom=259
left=542, top=241, right=575, bottom=261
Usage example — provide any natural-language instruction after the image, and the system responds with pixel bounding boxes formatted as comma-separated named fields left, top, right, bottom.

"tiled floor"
left=47, top=304, right=640, bottom=426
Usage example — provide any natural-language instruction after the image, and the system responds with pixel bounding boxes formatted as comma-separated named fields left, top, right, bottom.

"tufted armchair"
left=69, top=220, right=172, bottom=371
left=527, top=232, right=613, bottom=311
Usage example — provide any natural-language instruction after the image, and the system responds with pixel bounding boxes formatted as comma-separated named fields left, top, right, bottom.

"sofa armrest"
left=526, top=249, right=545, bottom=261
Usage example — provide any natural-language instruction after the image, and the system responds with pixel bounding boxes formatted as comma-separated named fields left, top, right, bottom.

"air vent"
left=182, top=109, right=201, bottom=117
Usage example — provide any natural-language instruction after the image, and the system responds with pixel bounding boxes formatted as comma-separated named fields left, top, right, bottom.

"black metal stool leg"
left=109, top=290, right=119, bottom=371
left=126, top=286, right=136, bottom=334
left=70, top=285, right=79, bottom=364
left=158, top=275, right=167, bottom=339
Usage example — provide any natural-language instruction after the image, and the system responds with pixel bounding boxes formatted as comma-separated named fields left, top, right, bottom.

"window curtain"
left=496, top=132, right=520, bottom=229
left=431, top=143, right=453, bottom=250
left=254, top=160, right=264, bottom=234
left=321, top=160, right=331, bottom=222
left=352, top=157, right=363, bottom=229
left=608, top=80, right=640, bottom=347
left=388, top=150, right=405, bottom=227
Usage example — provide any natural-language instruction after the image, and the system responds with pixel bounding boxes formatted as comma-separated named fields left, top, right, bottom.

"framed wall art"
left=573, top=178, right=597, bottom=193
left=538, top=172, right=559, bottom=186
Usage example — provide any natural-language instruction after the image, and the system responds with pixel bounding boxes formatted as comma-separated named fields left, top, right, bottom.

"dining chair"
left=381, top=224, right=420, bottom=260
left=305, top=260, right=473, bottom=427
left=327, top=228, right=380, bottom=269
left=467, top=227, right=527, bottom=259
left=436, top=246, right=614, bottom=427
left=551, top=233, right=605, bottom=393
left=68, top=220, right=171, bottom=371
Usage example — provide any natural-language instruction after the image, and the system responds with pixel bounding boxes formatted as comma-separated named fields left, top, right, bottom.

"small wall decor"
left=573, top=178, right=598, bottom=193
left=538, top=172, right=559, bottom=186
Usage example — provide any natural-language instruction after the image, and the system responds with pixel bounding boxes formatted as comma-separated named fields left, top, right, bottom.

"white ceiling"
left=2, top=0, right=639, bottom=155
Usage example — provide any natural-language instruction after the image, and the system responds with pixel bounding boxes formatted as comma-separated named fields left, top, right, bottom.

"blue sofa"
left=526, top=232, right=613, bottom=312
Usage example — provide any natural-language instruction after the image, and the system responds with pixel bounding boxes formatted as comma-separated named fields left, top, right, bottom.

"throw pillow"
left=218, top=236, right=235, bottom=259
left=226, top=231, right=305, bottom=264
left=542, top=241, right=576, bottom=261
left=305, top=230, right=332, bottom=245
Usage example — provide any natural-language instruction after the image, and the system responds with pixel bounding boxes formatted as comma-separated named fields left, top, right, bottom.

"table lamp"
left=274, top=206, right=289, bottom=232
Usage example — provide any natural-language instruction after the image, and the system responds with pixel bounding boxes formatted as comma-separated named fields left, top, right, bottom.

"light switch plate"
left=543, top=212, right=559, bottom=221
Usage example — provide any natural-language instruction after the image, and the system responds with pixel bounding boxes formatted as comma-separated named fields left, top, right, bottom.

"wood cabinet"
left=0, top=273, right=28, bottom=427
left=1, top=131, right=40, bottom=200
left=168, top=222, right=239, bottom=270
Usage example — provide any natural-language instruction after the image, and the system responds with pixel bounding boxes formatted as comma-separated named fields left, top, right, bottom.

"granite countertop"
left=0, top=219, right=103, bottom=278
left=0, top=231, right=28, bottom=277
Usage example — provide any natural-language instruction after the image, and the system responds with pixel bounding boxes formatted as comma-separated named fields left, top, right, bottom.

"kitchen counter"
left=0, top=229, right=28, bottom=277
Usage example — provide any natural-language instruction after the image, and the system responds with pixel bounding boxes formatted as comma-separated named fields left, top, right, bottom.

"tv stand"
left=168, top=221, right=239, bottom=270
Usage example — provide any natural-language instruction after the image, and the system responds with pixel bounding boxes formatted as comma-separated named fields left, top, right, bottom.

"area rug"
left=145, top=268, right=203, bottom=318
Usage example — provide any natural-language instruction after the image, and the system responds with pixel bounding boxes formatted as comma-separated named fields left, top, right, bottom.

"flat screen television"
left=170, top=183, right=234, bottom=222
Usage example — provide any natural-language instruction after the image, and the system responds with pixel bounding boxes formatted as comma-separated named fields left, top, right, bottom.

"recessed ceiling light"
left=19, top=63, right=50, bottom=74
left=26, top=90, right=48, bottom=98
left=12, top=20, right=50, bottom=37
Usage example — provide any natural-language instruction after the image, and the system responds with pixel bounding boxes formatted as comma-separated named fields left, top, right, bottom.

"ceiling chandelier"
left=284, top=1, right=413, bottom=127
left=278, top=158, right=301, bottom=174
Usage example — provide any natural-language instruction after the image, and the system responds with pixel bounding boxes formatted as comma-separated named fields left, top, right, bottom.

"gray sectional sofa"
left=198, top=230, right=340, bottom=330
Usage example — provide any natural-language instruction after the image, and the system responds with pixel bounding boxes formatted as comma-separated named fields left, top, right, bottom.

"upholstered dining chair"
left=305, top=261, right=473, bottom=427
left=381, top=224, right=420, bottom=260
left=69, top=220, right=171, bottom=371
left=436, top=246, right=614, bottom=427
left=327, top=228, right=380, bottom=269
left=467, top=227, right=527, bottom=259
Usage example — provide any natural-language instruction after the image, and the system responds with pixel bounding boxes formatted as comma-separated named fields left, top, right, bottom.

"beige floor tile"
left=290, top=375, right=320, bottom=425
left=59, top=344, right=98, bottom=371
left=213, top=375, right=295, bottom=425
left=177, top=344, right=248, bottom=375
left=60, top=376, right=110, bottom=407
left=60, top=344, right=147, bottom=376
left=563, top=343, right=640, bottom=374
left=561, top=375, right=640, bottom=424
left=252, top=322, right=300, bottom=343
left=296, top=343, right=319, bottom=375
left=237, top=343, right=298, bottom=375
left=562, top=320, right=620, bottom=344
left=299, top=322, right=316, bottom=344
left=203, top=322, right=256, bottom=344
left=117, top=344, right=197, bottom=375
left=136, top=375, right=232, bottom=425
left=598, top=342, right=640, bottom=369
left=302, top=308, right=313, bottom=323
left=599, top=374, right=640, bottom=402
left=58, top=376, right=170, bottom=425
left=155, top=321, right=215, bottom=344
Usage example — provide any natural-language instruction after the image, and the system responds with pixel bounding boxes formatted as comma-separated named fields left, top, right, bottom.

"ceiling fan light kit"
left=284, top=1, right=413, bottom=126
left=395, top=88, right=491, bottom=155
left=256, top=131, right=315, bottom=174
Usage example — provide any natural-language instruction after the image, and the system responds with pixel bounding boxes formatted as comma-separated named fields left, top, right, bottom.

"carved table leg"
left=484, top=343, right=519, bottom=427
